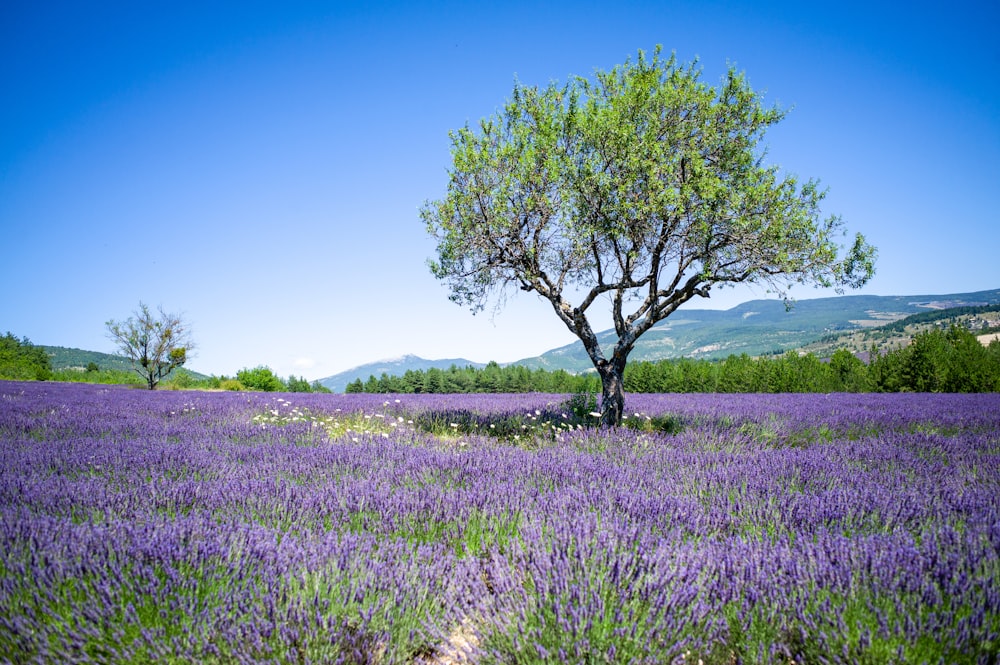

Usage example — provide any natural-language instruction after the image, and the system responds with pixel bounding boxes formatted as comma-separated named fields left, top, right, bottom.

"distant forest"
left=347, top=326, right=1000, bottom=394
left=5, top=309, right=999, bottom=394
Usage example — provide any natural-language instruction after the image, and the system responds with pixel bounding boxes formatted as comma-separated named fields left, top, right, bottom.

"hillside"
left=799, top=303, right=1000, bottom=359
left=314, top=289, right=1000, bottom=390
left=41, top=346, right=210, bottom=380
left=34, top=289, right=1000, bottom=392
left=318, top=354, right=484, bottom=393
left=42, top=346, right=136, bottom=372
left=511, top=289, right=1000, bottom=372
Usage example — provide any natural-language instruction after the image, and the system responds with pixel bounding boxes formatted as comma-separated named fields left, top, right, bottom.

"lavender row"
left=2, top=381, right=998, bottom=663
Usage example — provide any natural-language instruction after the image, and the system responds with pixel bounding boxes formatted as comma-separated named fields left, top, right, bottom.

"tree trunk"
left=598, top=360, right=627, bottom=427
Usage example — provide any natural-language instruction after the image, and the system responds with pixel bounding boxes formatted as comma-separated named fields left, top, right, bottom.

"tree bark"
left=597, top=357, right=627, bottom=427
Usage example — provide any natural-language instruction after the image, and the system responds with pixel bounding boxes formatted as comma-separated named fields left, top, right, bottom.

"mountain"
left=511, top=288, right=1000, bottom=372
left=317, top=354, right=484, bottom=393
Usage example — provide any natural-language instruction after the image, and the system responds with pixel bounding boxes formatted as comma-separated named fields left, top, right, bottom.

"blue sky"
left=2, top=1, right=998, bottom=379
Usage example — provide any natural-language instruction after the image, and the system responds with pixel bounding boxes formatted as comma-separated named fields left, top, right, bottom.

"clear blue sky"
left=3, top=1, right=998, bottom=379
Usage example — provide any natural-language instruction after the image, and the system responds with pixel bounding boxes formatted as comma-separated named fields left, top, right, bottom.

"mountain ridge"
left=318, top=288, right=1000, bottom=390
left=318, top=355, right=487, bottom=393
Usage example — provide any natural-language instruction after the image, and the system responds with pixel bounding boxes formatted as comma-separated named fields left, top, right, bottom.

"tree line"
left=347, top=326, right=1000, bottom=394
left=6, top=324, right=996, bottom=394
left=345, top=362, right=600, bottom=395
left=0, top=332, right=331, bottom=393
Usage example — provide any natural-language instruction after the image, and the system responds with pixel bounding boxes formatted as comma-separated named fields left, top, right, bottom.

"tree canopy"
left=0, top=332, right=52, bottom=381
left=106, top=303, right=194, bottom=390
left=422, top=48, right=876, bottom=424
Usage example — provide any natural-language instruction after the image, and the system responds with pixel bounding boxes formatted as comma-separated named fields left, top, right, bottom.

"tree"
left=237, top=366, right=286, bottom=392
left=422, top=47, right=876, bottom=425
left=829, top=348, right=868, bottom=392
left=0, top=332, right=51, bottom=381
left=902, top=329, right=949, bottom=392
left=286, top=375, right=312, bottom=392
left=106, top=303, right=194, bottom=390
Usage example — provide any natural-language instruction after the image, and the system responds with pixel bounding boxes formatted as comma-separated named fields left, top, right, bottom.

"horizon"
left=39, top=285, right=1000, bottom=381
left=3, top=1, right=998, bottom=378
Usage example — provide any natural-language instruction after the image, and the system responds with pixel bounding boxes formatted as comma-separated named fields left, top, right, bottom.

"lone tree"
left=106, top=302, right=195, bottom=390
left=422, top=48, right=876, bottom=426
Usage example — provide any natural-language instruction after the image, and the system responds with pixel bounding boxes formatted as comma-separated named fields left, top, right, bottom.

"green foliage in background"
left=235, top=366, right=286, bottom=392
left=870, top=326, right=1000, bottom=393
left=0, top=333, right=52, bottom=381
left=346, top=361, right=601, bottom=394
left=232, top=366, right=331, bottom=393
left=348, top=327, right=999, bottom=394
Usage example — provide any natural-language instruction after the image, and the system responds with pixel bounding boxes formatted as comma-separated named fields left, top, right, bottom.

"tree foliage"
left=347, top=362, right=600, bottom=394
left=0, top=332, right=52, bottom=381
left=870, top=326, right=1000, bottom=393
left=106, top=303, right=194, bottom=390
left=236, top=366, right=286, bottom=392
left=422, top=47, right=876, bottom=424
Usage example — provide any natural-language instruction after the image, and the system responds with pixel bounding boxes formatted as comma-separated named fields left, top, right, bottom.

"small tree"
left=422, top=48, right=876, bottom=425
left=106, top=303, right=194, bottom=390
left=236, top=366, right=286, bottom=392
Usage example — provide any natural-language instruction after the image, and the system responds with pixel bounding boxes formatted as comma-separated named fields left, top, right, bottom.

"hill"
left=316, top=289, right=1000, bottom=390
left=799, top=303, right=1000, bottom=359
left=41, top=346, right=211, bottom=380
left=43, top=346, right=137, bottom=372
left=511, top=288, right=1000, bottom=372
left=317, top=354, right=484, bottom=393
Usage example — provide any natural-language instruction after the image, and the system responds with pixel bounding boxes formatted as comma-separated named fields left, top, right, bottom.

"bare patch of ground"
left=977, top=333, right=1000, bottom=346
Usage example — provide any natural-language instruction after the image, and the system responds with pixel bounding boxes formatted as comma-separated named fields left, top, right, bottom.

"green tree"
left=869, top=343, right=904, bottom=392
left=829, top=348, right=868, bottom=392
left=0, top=332, right=52, bottom=381
left=942, top=326, right=998, bottom=392
left=903, top=329, right=950, bottom=392
left=476, top=361, right=504, bottom=392
left=286, top=375, right=312, bottom=392
left=424, top=367, right=446, bottom=393
left=106, top=303, right=194, bottom=390
left=422, top=47, right=875, bottom=425
left=236, top=366, right=286, bottom=392
left=402, top=369, right=423, bottom=393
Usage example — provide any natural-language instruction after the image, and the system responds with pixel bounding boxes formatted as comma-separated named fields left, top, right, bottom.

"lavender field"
left=1, top=381, right=998, bottom=664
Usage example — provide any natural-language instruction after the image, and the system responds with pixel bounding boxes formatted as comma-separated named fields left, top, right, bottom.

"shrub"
left=164, top=370, right=197, bottom=390
left=236, top=366, right=286, bottom=392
